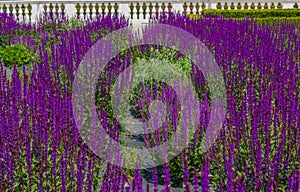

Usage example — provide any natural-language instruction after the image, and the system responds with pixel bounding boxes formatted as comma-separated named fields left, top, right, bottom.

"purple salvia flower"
left=201, top=156, right=210, bottom=192
left=193, top=167, right=199, bottom=192
left=237, top=174, right=245, bottom=192
left=153, top=167, right=158, bottom=192
left=163, top=163, right=171, bottom=191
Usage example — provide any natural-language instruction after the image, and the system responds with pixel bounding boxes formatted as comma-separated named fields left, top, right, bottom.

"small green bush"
left=0, top=44, right=34, bottom=68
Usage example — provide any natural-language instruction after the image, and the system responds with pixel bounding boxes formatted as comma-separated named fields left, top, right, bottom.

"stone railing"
left=0, top=0, right=298, bottom=23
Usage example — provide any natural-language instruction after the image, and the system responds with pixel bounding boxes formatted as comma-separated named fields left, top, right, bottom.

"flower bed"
left=0, top=12, right=299, bottom=191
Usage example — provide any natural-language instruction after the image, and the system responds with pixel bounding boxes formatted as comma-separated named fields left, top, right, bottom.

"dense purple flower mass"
left=10, top=36, right=36, bottom=52
left=0, top=13, right=20, bottom=37
left=0, top=12, right=299, bottom=191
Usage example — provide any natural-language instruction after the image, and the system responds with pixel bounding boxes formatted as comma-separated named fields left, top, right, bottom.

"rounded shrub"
left=0, top=44, right=34, bottom=69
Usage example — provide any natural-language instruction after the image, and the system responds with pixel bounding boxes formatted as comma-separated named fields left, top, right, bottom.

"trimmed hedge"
left=255, top=16, right=300, bottom=25
left=187, top=14, right=300, bottom=26
left=202, top=9, right=300, bottom=18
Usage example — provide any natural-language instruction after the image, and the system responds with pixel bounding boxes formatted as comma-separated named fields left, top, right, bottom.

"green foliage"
left=40, top=22, right=64, bottom=32
left=244, top=3, right=249, bottom=10
left=15, top=30, right=41, bottom=45
left=40, top=17, right=83, bottom=33
left=64, top=17, right=84, bottom=30
left=12, top=145, right=108, bottom=192
left=216, top=2, right=222, bottom=10
left=188, top=13, right=201, bottom=21
left=166, top=143, right=204, bottom=187
left=90, top=29, right=111, bottom=42
left=294, top=3, right=299, bottom=9
left=0, top=44, right=34, bottom=68
left=202, top=9, right=300, bottom=18
left=255, top=16, right=300, bottom=25
left=127, top=47, right=192, bottom=117
left=189, top=12, right=300, bottom=26
left=251, top=2, right=256, bottom=9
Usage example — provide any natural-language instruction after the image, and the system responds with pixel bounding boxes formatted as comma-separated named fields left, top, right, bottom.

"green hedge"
left=188, top=14, right=300, bottom=26
left=202, top=9, right=300, bottom=18
left=255, top=16, right=300, bottom=25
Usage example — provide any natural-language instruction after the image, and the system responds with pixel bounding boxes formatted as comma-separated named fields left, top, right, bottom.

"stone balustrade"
left=0, top=0, right=298, bottom=23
